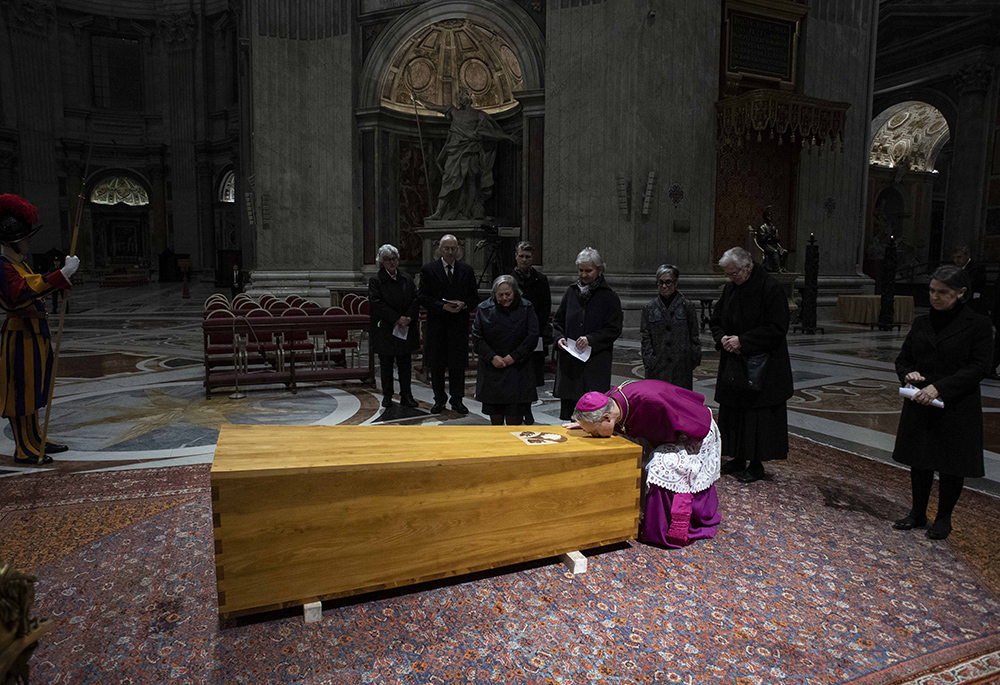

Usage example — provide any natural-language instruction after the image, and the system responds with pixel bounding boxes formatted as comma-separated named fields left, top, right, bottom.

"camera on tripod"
left=474, top=222, right=521, bottom=285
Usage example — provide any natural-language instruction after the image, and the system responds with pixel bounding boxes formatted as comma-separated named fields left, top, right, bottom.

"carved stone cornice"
left=954, top=62, right=994, bottom=96
left=158, top=13, right=196, bottom=45
left=4, top=0, right=55, bottom=36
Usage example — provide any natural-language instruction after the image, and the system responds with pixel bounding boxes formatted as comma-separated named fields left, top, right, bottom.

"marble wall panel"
left=544, top=0, right=719, bottom=276
left=251, top=31, right=354, bottom=271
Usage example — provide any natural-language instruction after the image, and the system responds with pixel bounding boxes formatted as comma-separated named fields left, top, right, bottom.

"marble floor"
left=3, top=281, right=998, bottom=500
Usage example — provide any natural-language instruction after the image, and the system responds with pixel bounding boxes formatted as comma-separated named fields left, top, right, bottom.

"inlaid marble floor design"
left=3, top=281, right=998, bottom=499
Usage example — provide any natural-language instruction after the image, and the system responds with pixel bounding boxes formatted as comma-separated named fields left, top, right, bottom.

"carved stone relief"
left=869, top=101, right=950, bottom=172
left=380, top=19, right=523, bottom=115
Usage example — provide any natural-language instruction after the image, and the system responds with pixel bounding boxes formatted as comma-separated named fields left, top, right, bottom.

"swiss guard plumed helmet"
left=0, top=193, right=42, bottom=253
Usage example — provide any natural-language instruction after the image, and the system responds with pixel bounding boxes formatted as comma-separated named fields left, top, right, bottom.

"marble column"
left=945, top=61, right=995, bottom=253
left=147, top=163, right=168, bottom=256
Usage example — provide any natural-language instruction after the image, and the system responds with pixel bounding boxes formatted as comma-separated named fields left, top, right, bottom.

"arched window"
left=90, top=174, right=149, bottom=206
left=219, top=170, right=236, bottom=203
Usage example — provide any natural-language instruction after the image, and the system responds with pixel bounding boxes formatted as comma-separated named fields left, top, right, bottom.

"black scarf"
left=576, top=275, right=605, bottom=304
left=929, top=301, right=963, bottom=334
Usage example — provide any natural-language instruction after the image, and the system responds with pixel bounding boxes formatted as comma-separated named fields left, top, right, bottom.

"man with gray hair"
left=418, top=234, right=480, bottom=414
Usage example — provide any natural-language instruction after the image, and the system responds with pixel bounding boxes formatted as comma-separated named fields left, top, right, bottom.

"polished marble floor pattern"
left=3, top=282, right=998, bottom=499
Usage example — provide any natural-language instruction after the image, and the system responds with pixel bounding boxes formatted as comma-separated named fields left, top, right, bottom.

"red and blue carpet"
left=2, top=437, right=999, bottom=684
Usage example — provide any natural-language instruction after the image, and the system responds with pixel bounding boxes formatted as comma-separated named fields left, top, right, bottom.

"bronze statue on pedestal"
left=749, top=205, right=788, bottom=273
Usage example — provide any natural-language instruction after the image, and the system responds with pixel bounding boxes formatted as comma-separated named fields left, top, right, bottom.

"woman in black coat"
left=891, top=265, right=993, bottom=540
left=472, top=275, right=539, bottom=425
left=369, top=244, right=420, bottom=408
left=640, top=264, right=701, bottom=390
left=710, top=247, right=793, bottom=484
left=553, top=247, right=624, bottom=420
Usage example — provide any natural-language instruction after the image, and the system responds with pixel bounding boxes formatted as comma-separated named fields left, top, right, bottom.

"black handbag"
left=721, top=353, right=769, bottom=392
left=745, top=353, right=769, bottom=392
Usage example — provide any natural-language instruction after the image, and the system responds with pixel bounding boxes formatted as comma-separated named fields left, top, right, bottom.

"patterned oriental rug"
left=2, top=437, right=999, bottom=685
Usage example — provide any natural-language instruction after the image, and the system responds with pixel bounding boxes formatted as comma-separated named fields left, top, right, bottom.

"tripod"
left=476, top=236, right=504, bottom=286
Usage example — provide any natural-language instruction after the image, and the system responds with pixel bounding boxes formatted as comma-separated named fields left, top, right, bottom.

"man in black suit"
left=952, top=246, right=987, bottom=313
left=419, top=234, right=480, bottom=414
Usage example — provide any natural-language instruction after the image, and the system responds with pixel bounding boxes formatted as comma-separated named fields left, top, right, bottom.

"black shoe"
left=927, top=519, right=952, bottom=540
left=892, top=512, right=927, bottom=530
left=44, top=442, right=69, bottom=454
left=450, top=400, right=469, bottom=415
left=523, top=411, right=535, bottom=426
left=15, top=454, right=53, bottom=465
left=720, top=459, right=746, bottom=475
left=399, top=394, right=419, bottom=408
left=430, top=402, right=446, bottom=414
left=736, top=462, right=765, bottom=483
left=381, top=396, right=395, bottom=408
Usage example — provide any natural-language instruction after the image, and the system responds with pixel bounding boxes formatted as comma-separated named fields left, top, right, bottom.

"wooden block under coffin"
left=211, top=425, right=641, bottom=618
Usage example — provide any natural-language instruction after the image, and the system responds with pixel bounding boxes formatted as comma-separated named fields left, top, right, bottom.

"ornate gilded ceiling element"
left=869, top=101, right=950, bottom=172
left=90, top=175, right=149, bottom=206
left=716, top=89, right=850, bottom=152
left=380, top=18, right=523, bottom=115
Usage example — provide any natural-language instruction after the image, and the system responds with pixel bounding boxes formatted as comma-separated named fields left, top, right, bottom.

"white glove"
left=60, top=255, right=80, bottom=279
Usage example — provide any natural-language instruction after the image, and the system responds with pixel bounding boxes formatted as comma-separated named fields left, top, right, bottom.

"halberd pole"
left=38, top=143, right=91, bottom=464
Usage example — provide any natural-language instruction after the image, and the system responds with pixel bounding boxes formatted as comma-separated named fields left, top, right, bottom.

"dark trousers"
left=431, top=365, right=466, bottom=404
left=379, top=354, right=412, bottom=399
left=532, top=349, right=547, bottom=386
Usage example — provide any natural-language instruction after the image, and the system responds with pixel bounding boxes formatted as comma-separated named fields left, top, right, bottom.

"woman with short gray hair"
left=472, top=274, right=539, bottom=425
left=369, top=243, right=419, bottom=408
left=553, top=247, right=623, bottom=420
left=640, top=264, right=701, bottom=389
left=709, top=247, right=793, bottom=483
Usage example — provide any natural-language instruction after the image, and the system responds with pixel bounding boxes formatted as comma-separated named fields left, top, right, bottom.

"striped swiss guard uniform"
left=0, top=257, right=71, bottom=463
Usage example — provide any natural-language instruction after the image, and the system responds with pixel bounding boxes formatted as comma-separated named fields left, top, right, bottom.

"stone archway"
left=865, top=101, right=951, bottom=272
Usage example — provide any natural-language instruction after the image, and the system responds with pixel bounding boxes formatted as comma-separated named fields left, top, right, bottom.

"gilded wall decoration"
left=869, top=101, right=949, bottom=172
left=90, top=175, right=149, bottom=206
left=380, top=19, right=523, bottom=114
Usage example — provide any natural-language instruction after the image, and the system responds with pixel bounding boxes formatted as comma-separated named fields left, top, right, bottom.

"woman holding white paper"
left=892, top=265, right=993, bottom=540
left=553, top=247, right=623, bottom=420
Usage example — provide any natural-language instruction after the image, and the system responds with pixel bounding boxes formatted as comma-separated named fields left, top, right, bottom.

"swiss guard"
left=0, top=194, right=79, bottom=464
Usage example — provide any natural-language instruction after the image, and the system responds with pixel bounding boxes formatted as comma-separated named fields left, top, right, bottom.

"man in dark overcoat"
left=511, top=241, right=551, bottom=424
left=418, top=234, right=480, bottom=414
left=369, top=244, right=420, bottom=408
left=952, top=246, right=987, bottom=313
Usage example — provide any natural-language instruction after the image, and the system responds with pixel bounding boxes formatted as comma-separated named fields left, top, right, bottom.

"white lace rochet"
left=645, top=419, right=721, bottom=494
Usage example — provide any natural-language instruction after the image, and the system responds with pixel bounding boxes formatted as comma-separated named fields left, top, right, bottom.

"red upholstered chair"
left=259, top=294, right=277, bottom=308
left=341, top=293, right=359, bottom=315
left=205, top=299, right=230, bottom=315
left=300, top=301, right=323, bottom=313
left=243, top=308, right=283, bottom=370
left=265, top=299, right=290, bottom=312
left=280, top=307, right=315, bottom=367
left=321, top=306, right=359, bottom=367
left=356, top=298, right=370, bottom=316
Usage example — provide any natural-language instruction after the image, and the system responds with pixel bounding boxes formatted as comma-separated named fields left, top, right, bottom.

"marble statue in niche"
left=750, top=205, right=788, bottom=273
left=413, top=87, right=517, bottom=220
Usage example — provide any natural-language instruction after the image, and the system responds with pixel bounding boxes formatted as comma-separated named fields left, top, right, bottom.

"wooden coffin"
left=211, top=425, right=641, bottom=618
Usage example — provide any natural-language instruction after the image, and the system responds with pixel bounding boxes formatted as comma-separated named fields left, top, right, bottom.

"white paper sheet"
left=899, top=383, right=944, bottom=409
left=558, top=338, right=591, bottom=362
left=392, top=322, right=409, bottom=340
left=534, top=338, right=543, bottom=352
